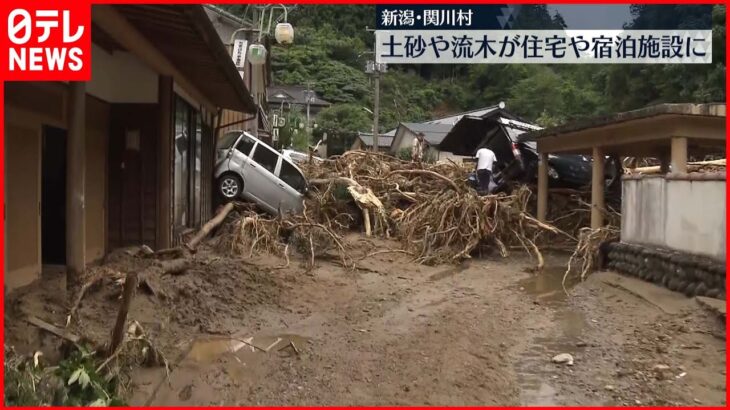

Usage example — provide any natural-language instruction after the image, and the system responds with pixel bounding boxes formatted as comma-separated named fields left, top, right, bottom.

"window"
left=173, top=96, right=207, bottom=231
left=173, top=98, right=191, bottom=228
left=235, top=134, right=256, bottom=156
left=279, top=161, right=307, bottom=193
left=193, top=112, right=203, bottom=227
left=251, top=143, right=279, bottom=174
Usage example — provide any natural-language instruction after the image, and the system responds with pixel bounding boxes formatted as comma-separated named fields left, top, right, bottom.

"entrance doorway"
left=108, top=104, right=159, bottom=249
left=41, top=125, right=67, bottom=265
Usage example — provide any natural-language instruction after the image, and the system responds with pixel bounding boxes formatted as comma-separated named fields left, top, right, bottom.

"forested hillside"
left=220, top=4, right=725, bottom=150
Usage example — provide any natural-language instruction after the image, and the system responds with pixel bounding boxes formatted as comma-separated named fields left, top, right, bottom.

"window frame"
left=277, top=159, right=307, bottom=194
left=250, top=141, right=280, bottom=175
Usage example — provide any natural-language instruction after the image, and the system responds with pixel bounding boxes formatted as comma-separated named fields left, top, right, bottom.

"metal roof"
left=521, top=103, right=726, bottom=142
left=267, top=85, right=331, bottom=107
left=423, top=104, right=504, bottom=126
left=400, top=122, right=454, bottom=146
left=356, top=133, right=394, bottom=148
left=437, top=114, right=540, bottom=156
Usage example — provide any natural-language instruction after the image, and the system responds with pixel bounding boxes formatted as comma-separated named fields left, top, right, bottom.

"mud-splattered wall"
left=621, top=174, right=725, bottom=261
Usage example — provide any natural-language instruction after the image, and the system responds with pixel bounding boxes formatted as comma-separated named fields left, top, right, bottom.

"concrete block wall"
left=621, top=174, right=726, bottom=261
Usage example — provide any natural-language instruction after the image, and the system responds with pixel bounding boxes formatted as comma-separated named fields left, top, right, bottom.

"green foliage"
left=314, top=103, right=373, bottom=155
left=57, top=347, right=122, bottom=407
left=277, top=108, right=314, bottom=151
left=5, top=345, right=124, bottom=407
left=396, top=148, right=412, bottom=161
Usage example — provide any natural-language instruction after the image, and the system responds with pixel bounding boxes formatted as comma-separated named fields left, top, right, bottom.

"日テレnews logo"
left=1, top=1, right=90, bottom=81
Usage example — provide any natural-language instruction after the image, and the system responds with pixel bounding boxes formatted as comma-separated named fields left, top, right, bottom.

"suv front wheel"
left=218, top=174, right=242, bottom=200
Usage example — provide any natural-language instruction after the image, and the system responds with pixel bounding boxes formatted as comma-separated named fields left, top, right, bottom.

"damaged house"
left=4, top=5, right=257, bottom=290
left=389, top=103, right=518, bottom=162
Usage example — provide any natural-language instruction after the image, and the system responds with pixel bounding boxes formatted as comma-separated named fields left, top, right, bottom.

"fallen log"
left=109, top=272, right=138, bottom=355
left=309, top=177, right=359, bottom=187
left=27, top=316, right=82, bottom=344
left=68, top=267, right=123, bottom=322
left=387, top=169, right=460, bottom=192
left=152, top=247, right=186, bottom=259
left=185, top=202, right=235, bottom=252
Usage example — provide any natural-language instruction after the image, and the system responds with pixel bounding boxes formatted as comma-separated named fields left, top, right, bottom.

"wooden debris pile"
left=625, top=158, right=726, bottom=175
left=223, top=151, right=572, bottom=267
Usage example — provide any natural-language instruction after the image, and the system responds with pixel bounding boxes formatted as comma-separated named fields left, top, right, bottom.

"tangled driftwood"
left=219, top=150, right=576, bottom=267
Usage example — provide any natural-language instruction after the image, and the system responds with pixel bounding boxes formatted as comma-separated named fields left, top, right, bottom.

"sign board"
left=232, top=38, right=247, bottom=78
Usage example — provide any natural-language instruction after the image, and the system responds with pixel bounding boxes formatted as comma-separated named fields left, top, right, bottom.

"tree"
left=314, top=104, right=372, bottom=155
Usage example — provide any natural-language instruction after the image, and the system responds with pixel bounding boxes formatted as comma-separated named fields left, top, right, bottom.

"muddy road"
left=6, top=236, right=725, bottom=406
left=112, top=244, right=725, bottom=406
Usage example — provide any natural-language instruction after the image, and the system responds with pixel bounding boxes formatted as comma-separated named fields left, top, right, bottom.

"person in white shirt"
left=475, top=147, right=497, bottom=194
left=411, top=132, right=426, bottom=163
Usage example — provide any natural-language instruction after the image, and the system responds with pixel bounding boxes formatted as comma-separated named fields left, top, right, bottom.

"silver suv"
left=214, top=131, right=307, bottom=215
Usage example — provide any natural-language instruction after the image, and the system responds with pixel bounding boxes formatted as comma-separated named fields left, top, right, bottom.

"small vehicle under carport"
left=440, top=113, right=622, bottom=192
left=214, top=131, right=308, bottom=215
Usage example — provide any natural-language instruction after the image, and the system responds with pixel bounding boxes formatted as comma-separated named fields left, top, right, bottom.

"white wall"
left=621, top=176, right=725, bottom=260
left=436, top=150, right=469, bottom=164
left=87, top=44, right=158, bottom=103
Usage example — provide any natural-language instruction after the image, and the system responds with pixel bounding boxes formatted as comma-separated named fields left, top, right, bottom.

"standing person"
left=412, top=132, right=426, bottom=163
left=475, top=146, right=497, bottom=194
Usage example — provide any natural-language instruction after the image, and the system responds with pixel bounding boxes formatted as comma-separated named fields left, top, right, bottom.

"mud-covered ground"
left=5, top=237, right=726, bottom=406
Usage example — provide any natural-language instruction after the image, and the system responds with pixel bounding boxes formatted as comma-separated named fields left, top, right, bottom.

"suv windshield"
left=218, top=131, right=242, bottom=150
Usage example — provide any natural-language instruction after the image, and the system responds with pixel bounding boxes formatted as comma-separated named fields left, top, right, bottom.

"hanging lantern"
left=248, top=44, right=267, bottom=65
left=275, top=23, right=294, bottom=45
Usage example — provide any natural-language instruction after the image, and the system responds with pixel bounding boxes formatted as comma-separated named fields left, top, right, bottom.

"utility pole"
left=366, top=62, right=386, bottom=152
left=373, top=72, right=379, bottom=152
left=305, top=81, right=314, bottom=128
left=363, top=27, right=386, bottom=153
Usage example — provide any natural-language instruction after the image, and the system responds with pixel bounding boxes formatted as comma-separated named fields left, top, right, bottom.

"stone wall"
left=604, top=241, right=725, bottom=300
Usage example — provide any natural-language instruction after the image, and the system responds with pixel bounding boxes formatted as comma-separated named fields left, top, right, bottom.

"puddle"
left=515, top=266, right=588, bottom=406
left=186, top=334, right=309, bottom=365
left=144, top=334, right=309, bottom=405
left=517, top=265, right=581, bottom=303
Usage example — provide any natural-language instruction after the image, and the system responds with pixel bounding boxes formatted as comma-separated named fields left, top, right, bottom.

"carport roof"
left=519, top=103, right=726, bottom=156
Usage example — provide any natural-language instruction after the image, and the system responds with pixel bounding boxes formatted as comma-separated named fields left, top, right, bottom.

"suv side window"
left=251, top=143, right=279, bottom=174
left=279, top=161, right=307, bottom=193
left=235, top=135, right=256, bottom=156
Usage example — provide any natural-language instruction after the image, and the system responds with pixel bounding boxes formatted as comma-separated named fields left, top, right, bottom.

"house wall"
left=393, top=128, right=460, bottom=161
left=4, top=82, right=109, bottom=290
left=350, top=139, right=364, bottom=151
left=621, top=175, right=725, bottom=260
left=87, top=44, right=158, bottom=104
left=392, top=128, right=415, bottom=155
left=435, top=150, right=470, bottom=164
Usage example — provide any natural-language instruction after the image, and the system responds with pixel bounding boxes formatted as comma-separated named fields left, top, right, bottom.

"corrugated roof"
left=357, top=133, right=394, bottom=148
left=401, top=122, right=454, bottom=146
left=424, top=105, right=502, bottom=126
left=267, top=85, right=331, bottom=107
